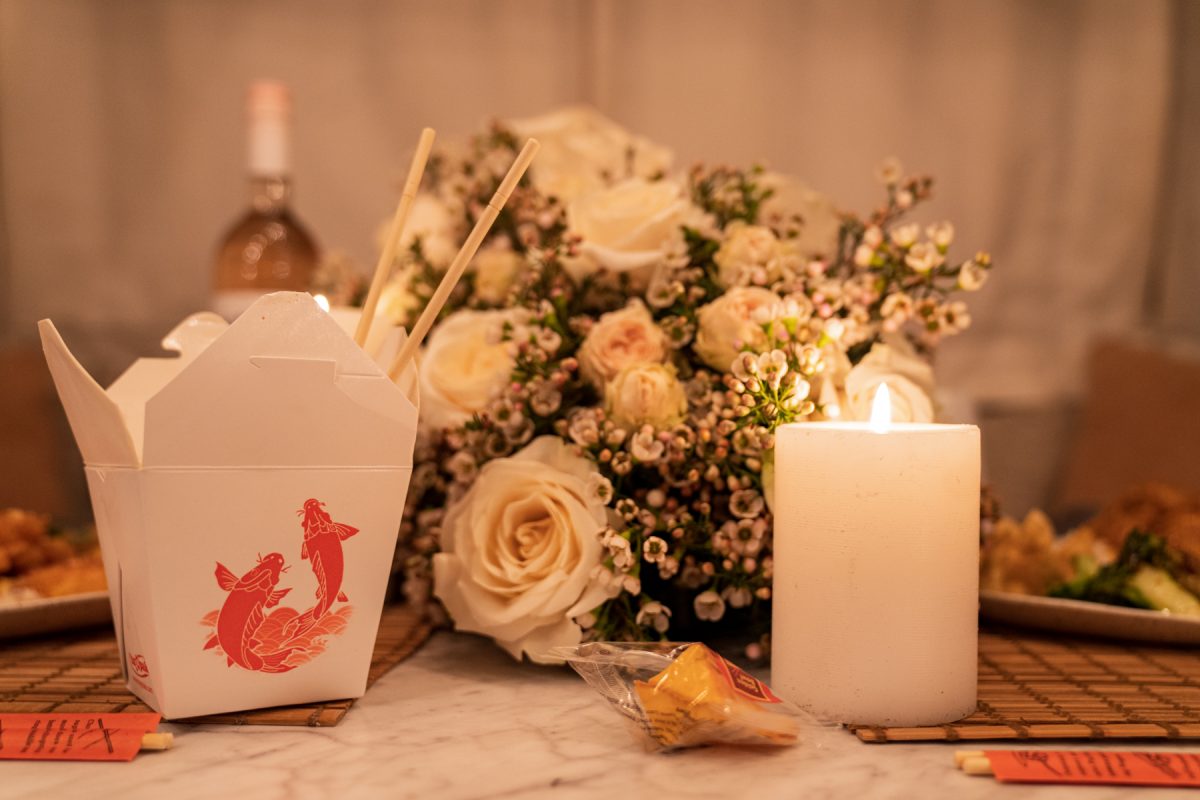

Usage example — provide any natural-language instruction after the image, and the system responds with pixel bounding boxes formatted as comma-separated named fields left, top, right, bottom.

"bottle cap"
left=247, top=80, right=291, bottom=119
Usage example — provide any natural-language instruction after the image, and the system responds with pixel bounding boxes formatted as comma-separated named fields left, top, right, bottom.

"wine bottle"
left=212, top=80, right=319, bottom=320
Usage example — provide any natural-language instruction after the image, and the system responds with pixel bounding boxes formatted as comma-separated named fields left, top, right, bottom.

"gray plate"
left=980, top=590, right=1200, bottom=645
left=0, top=591, right=112, bottom=640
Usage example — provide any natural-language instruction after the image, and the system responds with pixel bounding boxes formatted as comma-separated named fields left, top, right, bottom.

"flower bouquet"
left=349, top=107, right=991, bottom=662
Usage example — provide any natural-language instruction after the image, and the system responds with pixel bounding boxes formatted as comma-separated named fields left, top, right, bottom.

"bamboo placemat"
left=853, top=628, right=1200, bottom=743
left=0, top=604, right=433, bottom=727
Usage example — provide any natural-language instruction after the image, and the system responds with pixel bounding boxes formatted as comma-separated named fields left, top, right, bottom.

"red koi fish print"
left=203, top=553, right=297, bottom=673
left=201, top=499, right=357, bottom=673
left=292, top=498, right=358, bottom=630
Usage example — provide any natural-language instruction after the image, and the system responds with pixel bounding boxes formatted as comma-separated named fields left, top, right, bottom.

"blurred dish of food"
left=0, top=508, right=107, bottom=604
left=1051, top=529, right=1200, bottom=617
left=980, top=484, right=1200, bottom=640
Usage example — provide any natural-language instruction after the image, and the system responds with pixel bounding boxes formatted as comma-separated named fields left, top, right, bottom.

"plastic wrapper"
left=551, top=641, right=833, bottom=752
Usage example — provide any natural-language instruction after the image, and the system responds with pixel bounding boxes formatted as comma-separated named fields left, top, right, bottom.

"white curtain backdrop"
left=0, top=0, right=1191, bottom=405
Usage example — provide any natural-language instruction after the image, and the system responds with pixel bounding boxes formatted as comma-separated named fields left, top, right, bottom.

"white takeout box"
left=39, top=292, right=418, bottom=719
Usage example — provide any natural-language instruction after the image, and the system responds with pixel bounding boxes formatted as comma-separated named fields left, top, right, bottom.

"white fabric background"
left=0, top=0, right=1193, bottom=405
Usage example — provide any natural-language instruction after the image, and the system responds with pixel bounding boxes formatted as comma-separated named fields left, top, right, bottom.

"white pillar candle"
left=771, top=398, right=980, bottom=726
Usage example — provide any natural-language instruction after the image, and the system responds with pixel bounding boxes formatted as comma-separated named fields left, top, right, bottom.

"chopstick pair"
left=352, top=126, right=540, bottom=381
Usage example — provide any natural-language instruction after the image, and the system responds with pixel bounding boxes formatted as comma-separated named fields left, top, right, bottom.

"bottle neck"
left=249, top=175, right=292, bottom=213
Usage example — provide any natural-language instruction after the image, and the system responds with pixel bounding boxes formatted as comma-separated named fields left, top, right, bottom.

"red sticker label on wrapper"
left=200, top=498, right=358, bottom=674
left=708, top=649, right=782, bottom=703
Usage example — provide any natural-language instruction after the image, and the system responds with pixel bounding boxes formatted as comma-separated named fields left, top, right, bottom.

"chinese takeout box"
left=39, top=292, right=418, bottom=719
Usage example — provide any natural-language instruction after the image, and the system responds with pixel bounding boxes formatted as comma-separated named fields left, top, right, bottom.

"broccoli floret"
left=1050, top=530, right=1200, bottom=615
left=1120, top=530, right=1184, bottom=573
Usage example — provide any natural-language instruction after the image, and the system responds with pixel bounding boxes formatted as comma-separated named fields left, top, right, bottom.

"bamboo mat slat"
left=0, top=604, right=433, bottom=727
left=853, top=628, right=1200, bottom=743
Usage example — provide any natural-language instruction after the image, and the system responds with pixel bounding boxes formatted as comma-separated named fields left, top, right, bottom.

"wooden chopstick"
left=355, top=127, right=437, bottom=349
left=387, top=137, right=539, bottom=380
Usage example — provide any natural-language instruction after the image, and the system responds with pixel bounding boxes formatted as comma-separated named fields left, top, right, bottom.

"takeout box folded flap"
left=38, top=319, right=139, bottom=468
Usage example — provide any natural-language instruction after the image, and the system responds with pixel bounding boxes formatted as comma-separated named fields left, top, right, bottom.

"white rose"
left=693, top=287, right=779, bottom=372
left=713, top=221, right=800, bottom=288
left=605, top=363, right=688, bottom=430
left=566, top=178, right=702, bottom=278
left=577, top=300, right=667, bottom=388
left=759, top=174, right=841, bottom=258
left=843, top=337, right=935, bottom=423
left=433, top=436, right=610, bottom=663
left=508, top=106, right=673, bottom=203
left=419, top=310, right=514, bottom=431
left=470, top=244, right=525, bottom=304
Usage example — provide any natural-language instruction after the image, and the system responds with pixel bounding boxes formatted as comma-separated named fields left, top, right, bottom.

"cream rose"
left=605, top=363, right=688, bottom=430
left=469, top=243, right=524, bottom=304
left=713, top=221, right=800, bottom=287
left=432, top=436, right=610, bottom=663
left=843, top=337, right=935, bottom=423
left=419, top=309, right=514, bottom=431
left=759, top=174, right=841, bottom=258
left=508, top=106, right=673, bottom=203
left=566, top=178, right=702, bottom=278
left=577, top=300, right=667, bottom=388
left=693, top=287, right=779, bottom=372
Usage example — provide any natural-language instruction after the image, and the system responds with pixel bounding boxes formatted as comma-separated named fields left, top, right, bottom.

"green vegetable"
left=1050, top=530, right=1200, bottom=617
left=1073, top=553, right=1100, bottom=582
left=1127, top=566, right=1200, bottom=617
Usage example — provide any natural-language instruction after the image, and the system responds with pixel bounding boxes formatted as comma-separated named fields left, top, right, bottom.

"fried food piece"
left=1159, top=510, right=1200, bottom=570
left=980, top=510, right=1062, bottom=595
left=0, top=509, right=70, bottom=575
left=1083, top=483, right=1200, bottom=573
left=14, top=548, right=106, bottom=597
left=0, top=509, right=104, bottom=600
left=980, top=510, right=1114, bottom=595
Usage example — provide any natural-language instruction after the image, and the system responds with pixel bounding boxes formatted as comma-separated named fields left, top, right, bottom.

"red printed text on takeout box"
left=0, top=713, right=161, bottom=761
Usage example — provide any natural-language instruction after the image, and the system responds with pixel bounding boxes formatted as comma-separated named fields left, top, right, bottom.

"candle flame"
left=313, top=293, right=331, bottom=313
left=869, top=383, right=891, bottom=432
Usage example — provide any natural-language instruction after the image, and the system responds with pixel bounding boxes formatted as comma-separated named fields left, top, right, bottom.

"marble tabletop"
left=5, top=632, right=1198, bottom=799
